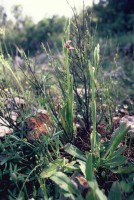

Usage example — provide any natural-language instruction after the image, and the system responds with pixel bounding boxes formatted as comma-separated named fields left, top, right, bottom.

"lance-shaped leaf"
left=104, top=123, right=130, bottom=159
left=50, top=172, right=82, bottom=198
left=64, top=143, right=86, bottom=161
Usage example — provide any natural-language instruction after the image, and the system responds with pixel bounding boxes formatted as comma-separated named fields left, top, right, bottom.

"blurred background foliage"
left=92, top=0, right=134, bottom=35
left=0, top=0, right=133, bottom=56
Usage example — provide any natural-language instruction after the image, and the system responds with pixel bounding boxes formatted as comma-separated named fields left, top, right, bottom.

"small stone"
left=101, top=138, right=105, bottom=144
left=6, top=111, right=19, bottom=124
left=6, top=97, right=25, bottom=110
left=120, top=115, right=134, bottom=138
left=0, top=117, right=13, bottom=137
left=24, top=113, right=52, bottom=141
left=37, top=109, right=47, bottom=114
left=14, top=97, right=25, bottom=106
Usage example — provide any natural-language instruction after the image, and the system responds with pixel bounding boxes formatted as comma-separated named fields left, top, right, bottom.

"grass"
left=0, top=7, right=134, bottom=200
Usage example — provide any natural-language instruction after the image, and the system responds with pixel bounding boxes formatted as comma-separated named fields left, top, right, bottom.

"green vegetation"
left=92, top=0, right=134, bottom=35
left=0, top=1, right=134, bottom=199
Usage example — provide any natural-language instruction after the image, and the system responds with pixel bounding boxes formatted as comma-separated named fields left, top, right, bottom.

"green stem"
left=92, top=70, right=96, bottom=150
left=90, top=68, right=96, bottom=154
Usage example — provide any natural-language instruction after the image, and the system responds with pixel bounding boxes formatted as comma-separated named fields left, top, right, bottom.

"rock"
left=6, top=97, right=25, bottom=110
left=24, top=112, right=52, bottom=141
left=14, top=97, right=25, bottom=105
left=120, top=115, right=134, bottom=138
left=74, top=174, right=89, bottom=196
left=74, top=88, right=89, bottom=97
left=113, top=116, right=121, bottom=128
left=119, top=108, right=128, bottom=115
left=10, top=111, right=19, bottom=123
left=0, top=117, right=13, bottom=137
left=37, top=109, right=47, bottom=114
left=5, top=111, right=19, bottom=124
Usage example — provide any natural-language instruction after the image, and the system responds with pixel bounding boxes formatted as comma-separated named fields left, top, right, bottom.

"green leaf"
left=86, top=190, right=96, bottom=200
left=50, top=172, right=81, bottom=196
left=88, top=180, right=107, bottom=200
left=59, top=75, right=74, bottom=136
left=88, top=61, right=94, bottom=79
left=61, top=192, right=75, bottom=200
left=120, top=180, right=133, bottom=193
left=94, top=43, right=100, bottom=67
left=86, top=154, right=93, bottom=181
left=105, top=123, right=130, bottom=159
left=96, top=132, right=101, bottom=151
left=64, top=161, right=79, bottom=173
left=95, top=187, right=107, bottom=200
left=104, top=156, right=127, bottom=168
left=109, top=145, right=126, bottom=158
left=108, top=181, right=122, bottom=200
left=117, top=165, right=134, bottom=174
left=40, top=159, right=66, bottom=178
left=64, top=143, right=86, bottom=161
left=77, top=160, right=86, bottom=177
left=110, top=123, right=127, bottom=143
